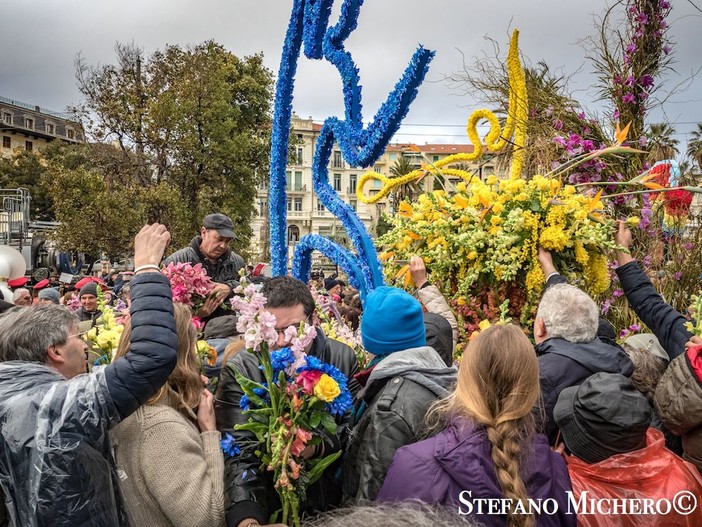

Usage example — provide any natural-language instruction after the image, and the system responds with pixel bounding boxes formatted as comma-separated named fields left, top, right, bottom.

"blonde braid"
left=486, top=420, right=535, bottom=527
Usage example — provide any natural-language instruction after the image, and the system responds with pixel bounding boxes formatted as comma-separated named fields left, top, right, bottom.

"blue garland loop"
left=269, top=0, right=434, bottom=302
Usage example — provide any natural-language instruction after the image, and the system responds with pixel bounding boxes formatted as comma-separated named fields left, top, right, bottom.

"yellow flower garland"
left=357, top=29, right=528, bottom=204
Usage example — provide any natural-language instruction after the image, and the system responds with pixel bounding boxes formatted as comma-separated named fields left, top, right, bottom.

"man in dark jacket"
left=0, top=223, right=178, bottom=527
left=342, top=286, right=457, bottom=504
left=534, top=282, right=634, bottom=444
left=163, top=213, right=245, bottom=319
left=215, top=276, right=359, bottom=527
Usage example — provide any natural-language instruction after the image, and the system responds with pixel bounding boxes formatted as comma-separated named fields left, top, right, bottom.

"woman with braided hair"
left=377, top=324, right=575, bottom=527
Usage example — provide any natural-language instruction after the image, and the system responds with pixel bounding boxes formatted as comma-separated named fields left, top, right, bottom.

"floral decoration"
left=226, top=278, right=352, bottom=527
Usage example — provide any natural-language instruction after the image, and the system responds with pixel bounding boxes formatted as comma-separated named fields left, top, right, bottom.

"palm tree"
left=388, top=155, right=422, bottom=212
left=687, top=123, right=702, bottom=173
left=646, top=123, right=679, bottom=163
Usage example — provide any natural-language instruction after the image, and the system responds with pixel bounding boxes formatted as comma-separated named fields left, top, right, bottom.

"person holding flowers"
left=110, top=302, right=225, bottom=527
left=342, top=286, right=457, bottom=503
left=613, top=220, right=702, bottom=473
left=533, top=283, right=634, bottom=445
left=163, top=213, right=245, bottom=321
left=215, top=276, right=359, bottom=527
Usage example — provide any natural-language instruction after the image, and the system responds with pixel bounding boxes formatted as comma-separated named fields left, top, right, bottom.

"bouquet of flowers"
left=316, top=294, right=368, bottom=369
left=87, top=288, right=125, bottom=366
left=161, top=262, right=214, bottom=313
left=222, top=282, right=352, bottom=527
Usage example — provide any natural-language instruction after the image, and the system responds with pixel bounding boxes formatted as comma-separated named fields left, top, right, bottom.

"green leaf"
left=234, top=369, right=268, bottom=395
left=306, top=450, right=342, bottom=485
left=320, top=413, right=338, bottom=435
left=309, top=411, right=323, bottom=429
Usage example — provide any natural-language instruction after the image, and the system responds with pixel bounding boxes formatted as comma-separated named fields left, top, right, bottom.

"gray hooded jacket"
left=342, top=346, right=457, bottom=504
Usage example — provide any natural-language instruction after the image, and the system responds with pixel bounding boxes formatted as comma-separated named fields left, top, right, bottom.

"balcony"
left=286, top=184, right=307, bottom=194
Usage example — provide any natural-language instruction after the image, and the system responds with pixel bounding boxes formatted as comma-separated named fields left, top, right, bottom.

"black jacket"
left=215, top=332, right=360, bottom=527
left=537, top=337, right=634, bottom=443
left=342, top=346, right=457, bottom=504
left=616, top=261, right=692, bottom=360
left=0, top=273, right=177, bottom=527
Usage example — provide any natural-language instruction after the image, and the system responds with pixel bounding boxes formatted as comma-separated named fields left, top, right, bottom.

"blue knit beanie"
left=361, top=286, right=426, bottom=356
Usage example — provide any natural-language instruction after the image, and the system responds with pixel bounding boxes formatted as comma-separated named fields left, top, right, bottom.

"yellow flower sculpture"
left=378, top=176, right=616, bottom=337
left=357, top=29, right=528, bottom=204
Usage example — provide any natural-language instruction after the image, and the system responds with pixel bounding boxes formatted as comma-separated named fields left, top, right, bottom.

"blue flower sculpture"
left=269, top=0, right=434, bottom=300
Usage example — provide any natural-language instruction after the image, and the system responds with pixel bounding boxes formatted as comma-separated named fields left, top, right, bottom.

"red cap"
left=33, top=279, right=50, bottom=290
left=75, top=276, right=107, bottom=290
left=7, top=276, right=29, bottom=288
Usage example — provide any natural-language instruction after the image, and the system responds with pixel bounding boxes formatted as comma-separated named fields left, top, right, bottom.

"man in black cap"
left=163, top=213, right=245, bottom=319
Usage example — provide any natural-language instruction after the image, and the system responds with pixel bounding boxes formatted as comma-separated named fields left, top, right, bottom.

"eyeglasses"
left=67, top=329, right=90, bottom=342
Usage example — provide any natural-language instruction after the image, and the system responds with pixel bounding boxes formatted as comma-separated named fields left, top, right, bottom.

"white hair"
left=536, top=283, right=599, bottom=343
left=12, top=287, right=30, bottom=303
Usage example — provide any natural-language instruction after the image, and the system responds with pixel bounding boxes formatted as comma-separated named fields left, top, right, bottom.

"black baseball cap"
left=203, top=213, right=236, bottom=239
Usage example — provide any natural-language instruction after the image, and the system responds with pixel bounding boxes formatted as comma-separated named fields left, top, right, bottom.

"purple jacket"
left=377, top=419, right=576, bottom=527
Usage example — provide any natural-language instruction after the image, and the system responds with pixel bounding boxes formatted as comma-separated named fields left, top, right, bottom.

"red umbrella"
left=75, top=276, right=107, bottom=290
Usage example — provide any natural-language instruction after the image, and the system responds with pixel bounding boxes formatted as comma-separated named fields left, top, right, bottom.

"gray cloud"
left=2, top=1, right=700, bottom=148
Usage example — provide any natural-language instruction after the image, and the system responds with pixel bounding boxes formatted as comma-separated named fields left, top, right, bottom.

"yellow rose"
left=314, top=374, right=341, bottom=402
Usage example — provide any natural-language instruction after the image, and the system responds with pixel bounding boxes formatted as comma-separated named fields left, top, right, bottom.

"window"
left=349, top=174, right=357, bottom=194
left=46, top=123, right=55, bottom=134
left=2, top=112, right=11, bottom=124
left=286, top=171, right=292, bottom=191
left=296, top=147, right=303, bottom=165
left=294, top=197, right=303, bottom=211
left=350, top=199, right=357, bottom=211
left=67, top=128, right=75, bottom=140
left=25, top=140, right=33, bottom=151
left=317, top=199, right=325, bottom=212
left=259, top=199, right=268, bottom=217
left=296, top=133, right=303, bottom=142
left=287, top=198, right=292, bottom=211
left=2, top=136, right=10, bottom=149
left=333, top=173, right=342, bottom=192
left=288, top=225, right=300, bottom=244
left=433, top=155, right=439, bottom=162
left=373, top=178, right=382, bottom=189
left=333, top=150, right=343, bottom=168
left=294, top=171, right=303, bottom=191
left=374, top=165, right=382, bottom=173
left=25, top=118, right=34, bottom=129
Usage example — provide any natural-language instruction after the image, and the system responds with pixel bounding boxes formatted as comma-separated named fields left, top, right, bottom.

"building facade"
left=0, top=96, right=84, bottom=158
left=249, top=115, right=490, bottom=264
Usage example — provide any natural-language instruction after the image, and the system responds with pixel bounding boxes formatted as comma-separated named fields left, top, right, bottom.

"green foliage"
left=0, top=149, right=52, bottom=220
left=374, top=213, right=393, bottom=238
left=63, top=40, right=274, bottom=255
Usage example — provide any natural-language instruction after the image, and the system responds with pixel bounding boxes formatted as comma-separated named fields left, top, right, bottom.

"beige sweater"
left=110, top=404, right=225, bottom=527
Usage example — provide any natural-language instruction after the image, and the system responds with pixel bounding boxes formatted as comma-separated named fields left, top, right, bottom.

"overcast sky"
left=2, top=1, right=701, bottom=152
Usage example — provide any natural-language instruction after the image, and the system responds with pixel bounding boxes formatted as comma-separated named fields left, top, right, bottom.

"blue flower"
left=221, top=433, right=241, bottom=458
left=270, top=347, right=295, bottom=377
left=239, top=395, right=251, bottom=411
left=299, top=355, right=353, bottom=416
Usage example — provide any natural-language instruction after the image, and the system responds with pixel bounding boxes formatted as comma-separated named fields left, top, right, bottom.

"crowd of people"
left=1, top=214, right=702, bottom=527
